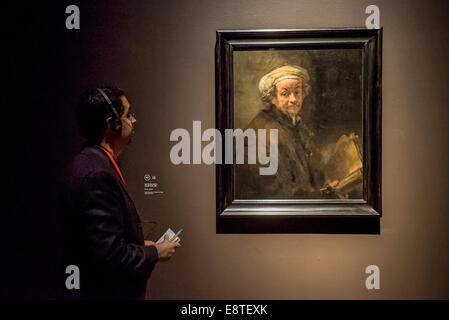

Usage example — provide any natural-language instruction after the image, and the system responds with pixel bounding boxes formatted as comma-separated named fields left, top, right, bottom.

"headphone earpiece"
left=97, top=88, right=122, bottom=132
left=108, top=117, right=122, bottom=132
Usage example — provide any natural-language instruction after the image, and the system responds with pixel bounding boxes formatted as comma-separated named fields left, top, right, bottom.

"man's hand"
left=144, top=240, right=155, bottom=246
left=153, top=235, right=181, bottom=262
left=320, top=180, right=350, bottom=199
left=320, top=180, right=338, bottom=196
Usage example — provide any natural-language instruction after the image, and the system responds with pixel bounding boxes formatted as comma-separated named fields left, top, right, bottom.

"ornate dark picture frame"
left=215, top=28, right=382, bottom=234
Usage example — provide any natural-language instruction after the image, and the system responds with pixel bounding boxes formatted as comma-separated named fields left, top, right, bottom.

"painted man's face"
left=270, top=78, right=303, bottom=119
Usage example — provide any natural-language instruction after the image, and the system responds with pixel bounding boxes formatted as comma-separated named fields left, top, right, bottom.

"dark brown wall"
left=6, top=0, right=448, bottom=299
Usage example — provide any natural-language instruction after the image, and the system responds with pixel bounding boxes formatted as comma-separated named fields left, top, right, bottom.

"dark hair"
left=76, top=86, right=125, bottom=145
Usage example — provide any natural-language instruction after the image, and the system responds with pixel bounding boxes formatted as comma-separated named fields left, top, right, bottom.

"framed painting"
left=216, top=28, right=382, bottom=234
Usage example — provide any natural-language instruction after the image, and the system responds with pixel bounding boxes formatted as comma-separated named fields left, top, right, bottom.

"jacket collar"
left=267, top=105, right=302, bottom=127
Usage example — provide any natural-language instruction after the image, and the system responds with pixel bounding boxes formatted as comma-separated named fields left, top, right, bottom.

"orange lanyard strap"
left=100, top=147, right=126, bottom=185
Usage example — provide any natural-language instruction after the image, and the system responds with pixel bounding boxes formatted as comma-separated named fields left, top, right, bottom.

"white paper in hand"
left=156, top=228, right=176, bottom=244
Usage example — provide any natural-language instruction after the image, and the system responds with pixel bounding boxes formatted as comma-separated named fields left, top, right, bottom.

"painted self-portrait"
left=234, top=49, right=364, bottom=200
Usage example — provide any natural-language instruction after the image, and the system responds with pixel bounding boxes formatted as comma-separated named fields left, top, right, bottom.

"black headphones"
left=97, top=88, right=122, bottom=132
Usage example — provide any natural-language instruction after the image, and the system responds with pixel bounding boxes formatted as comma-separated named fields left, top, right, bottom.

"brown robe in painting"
left=235, top=105, right=324, bottom=199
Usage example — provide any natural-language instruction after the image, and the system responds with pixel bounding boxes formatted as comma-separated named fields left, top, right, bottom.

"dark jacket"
left=60, top=145, right=158, bottom=299
left=235, top=105, right=324, bottom=199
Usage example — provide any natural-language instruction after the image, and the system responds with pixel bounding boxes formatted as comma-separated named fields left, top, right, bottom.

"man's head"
left=77, top=86, right=136, bottom=146
left=259, top=65, right=311, bottom=119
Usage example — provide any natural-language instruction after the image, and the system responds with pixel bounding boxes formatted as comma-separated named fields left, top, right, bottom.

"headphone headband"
left=97, top=88, right=120, bottom=118
left=97, top=88, right=122, bottom=131
left=97, top=88, right=112, bottom=104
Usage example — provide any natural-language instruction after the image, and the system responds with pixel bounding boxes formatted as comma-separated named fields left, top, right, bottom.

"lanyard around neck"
left=100, top=146, right=126, bottom=185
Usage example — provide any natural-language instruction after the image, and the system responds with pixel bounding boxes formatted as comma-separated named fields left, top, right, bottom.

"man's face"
left=270, top=78, right=303, bottom=119
left=119, top=95, right=136, bottom=144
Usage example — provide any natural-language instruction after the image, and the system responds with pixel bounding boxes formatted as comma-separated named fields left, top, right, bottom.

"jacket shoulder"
left=62, top=146, right=112, bottom=187
left=246, top=109, right=281, bottom=131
